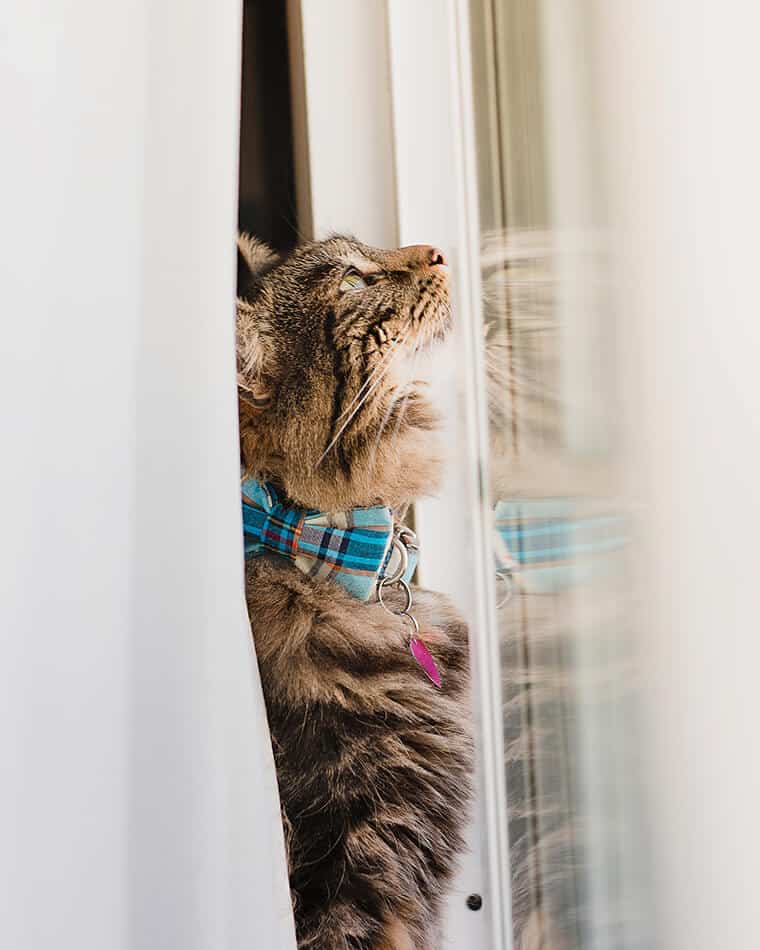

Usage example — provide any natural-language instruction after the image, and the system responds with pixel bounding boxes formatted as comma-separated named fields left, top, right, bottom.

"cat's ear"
left=236, top=233, right=279, bottom=409
left=236, top=297, right=275, bottom=411
left=237, top=232, right=279, bottom=295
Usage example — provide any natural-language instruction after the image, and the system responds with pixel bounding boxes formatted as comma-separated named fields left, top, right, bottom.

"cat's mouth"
left=413, top=272, right=451, bottom=348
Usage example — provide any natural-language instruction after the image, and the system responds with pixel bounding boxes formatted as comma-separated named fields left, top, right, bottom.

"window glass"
left=469, top=3, right=652, bottom=946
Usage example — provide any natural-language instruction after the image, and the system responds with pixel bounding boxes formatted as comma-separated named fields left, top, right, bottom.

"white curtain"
left=0, top=2, right=295, bottom=948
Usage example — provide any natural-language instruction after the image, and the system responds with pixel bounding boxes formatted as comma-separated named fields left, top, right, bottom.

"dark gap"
left=238, top=0, right=299, bottom=264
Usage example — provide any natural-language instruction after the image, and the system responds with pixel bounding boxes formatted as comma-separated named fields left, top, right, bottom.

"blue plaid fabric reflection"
left=495, top=498, right=629, bottom=593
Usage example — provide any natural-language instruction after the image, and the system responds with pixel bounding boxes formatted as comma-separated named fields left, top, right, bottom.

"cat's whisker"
left=335, top=333, right=406, bottom=424
left=388, top=385, right=414, bottom=450
left=317, top=335, right=408, bottom=465
left=387, top=341, right=424, bottom=451
left=367, top=337, right=423, bottom=470
left=367, top=389, right=398, bottom=472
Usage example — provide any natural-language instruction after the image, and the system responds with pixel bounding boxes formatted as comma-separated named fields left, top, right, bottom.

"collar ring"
left=377, top=575, right=413, bottom=615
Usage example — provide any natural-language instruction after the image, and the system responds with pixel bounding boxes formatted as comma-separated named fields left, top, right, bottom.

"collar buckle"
left=382, top=524, right=417, bottom=585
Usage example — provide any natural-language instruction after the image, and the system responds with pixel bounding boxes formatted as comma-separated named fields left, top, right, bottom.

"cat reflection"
left=485, top=230, right=640, bottom=950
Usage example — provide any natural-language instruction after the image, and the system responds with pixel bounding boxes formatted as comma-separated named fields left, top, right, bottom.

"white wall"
left=0, top=2, right=295, bottom=948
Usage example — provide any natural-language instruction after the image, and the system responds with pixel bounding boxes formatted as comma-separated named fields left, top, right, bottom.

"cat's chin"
left=274, top=427, right=443, bottom=513
left=386, top=331, right=447, bottom=397
left=369, top=432, right=444, bottom=510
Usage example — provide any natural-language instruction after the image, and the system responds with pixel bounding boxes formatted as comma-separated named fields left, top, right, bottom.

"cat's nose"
left=401, top=245, right=449, bottom=269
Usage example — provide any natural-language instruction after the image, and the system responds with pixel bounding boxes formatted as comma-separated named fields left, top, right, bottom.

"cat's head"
left=236, top=233, right=451, bottom=510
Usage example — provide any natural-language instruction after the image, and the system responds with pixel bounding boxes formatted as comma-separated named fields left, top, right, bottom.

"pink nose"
left=401, top=244, right=449, bottom=268
left=427, top=246, right=448, bottom=267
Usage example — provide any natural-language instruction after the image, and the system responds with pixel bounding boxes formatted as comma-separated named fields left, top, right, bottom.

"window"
left=266, top=2, right=650, bottom=945
left=470, top=3, right=650, bottom=946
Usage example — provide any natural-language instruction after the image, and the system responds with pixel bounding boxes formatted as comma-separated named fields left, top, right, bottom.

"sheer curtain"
left=0, top=2, right=295, bottom=948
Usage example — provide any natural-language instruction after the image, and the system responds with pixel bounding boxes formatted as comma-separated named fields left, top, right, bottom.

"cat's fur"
left=236, top=234, right=473, bottom=950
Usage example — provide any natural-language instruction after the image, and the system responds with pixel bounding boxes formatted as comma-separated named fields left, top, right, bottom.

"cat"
left=236, top=233, right=474, bottom=950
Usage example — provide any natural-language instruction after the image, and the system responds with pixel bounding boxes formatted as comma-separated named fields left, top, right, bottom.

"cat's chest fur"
left=246, top=555, right=473, bottom=950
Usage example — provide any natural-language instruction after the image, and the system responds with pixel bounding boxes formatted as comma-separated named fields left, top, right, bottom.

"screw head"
left=466, top=893, right=483, bottom=911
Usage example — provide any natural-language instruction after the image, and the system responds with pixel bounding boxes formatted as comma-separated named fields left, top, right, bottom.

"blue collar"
left=241, top=478, right=416, bottom=601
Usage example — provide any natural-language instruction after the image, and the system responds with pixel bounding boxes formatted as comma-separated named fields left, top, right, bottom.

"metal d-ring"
left=495, top=569, right=515, bottom=608
left=396, top=525, right=419, bottom=552
left=381, top=534, right=409, bottom=586
left=376, top=527, right=420, bottom=640
left=399, top=610, right=420, bottom=637
left=377, top=575, right=413, bottom=615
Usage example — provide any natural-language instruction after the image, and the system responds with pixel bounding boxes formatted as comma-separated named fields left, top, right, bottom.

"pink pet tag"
left=410, top=636, right=442, bottom=689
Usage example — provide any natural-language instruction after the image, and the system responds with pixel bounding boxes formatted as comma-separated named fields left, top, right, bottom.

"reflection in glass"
left=470, top=2, right=651, bottom=947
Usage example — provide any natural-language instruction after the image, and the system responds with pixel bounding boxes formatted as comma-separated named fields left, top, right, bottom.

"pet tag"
left=410, top=636, right=442, bottom=689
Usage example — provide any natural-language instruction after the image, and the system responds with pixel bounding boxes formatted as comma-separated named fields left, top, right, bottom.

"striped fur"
left=237, top=236, right=473, bottom=949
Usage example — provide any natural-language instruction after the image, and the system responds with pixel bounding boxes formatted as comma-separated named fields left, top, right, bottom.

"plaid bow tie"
left=241, top=478, right=415, bottom=601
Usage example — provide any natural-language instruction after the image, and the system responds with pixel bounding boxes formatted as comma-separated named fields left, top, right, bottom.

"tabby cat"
left=236, top=233, right=474, bottom=950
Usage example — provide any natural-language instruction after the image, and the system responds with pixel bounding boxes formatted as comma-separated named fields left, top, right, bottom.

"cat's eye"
left=339, top=269, right=368, bottom=292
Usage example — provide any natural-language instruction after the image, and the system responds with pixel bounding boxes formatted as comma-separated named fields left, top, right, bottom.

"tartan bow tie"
left=241, top=478, right=416, bottom=601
